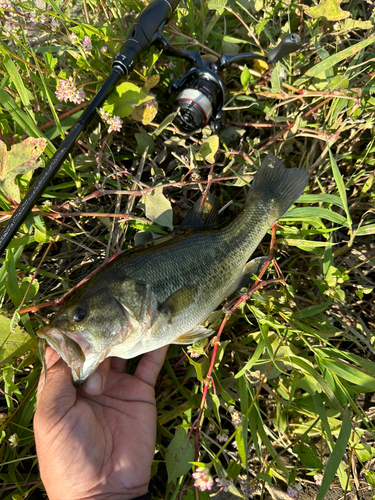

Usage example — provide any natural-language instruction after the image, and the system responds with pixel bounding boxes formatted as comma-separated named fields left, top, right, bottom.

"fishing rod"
left=0, top=0, right=180, bottom=255
left=0, top=1, right=300, bottom=254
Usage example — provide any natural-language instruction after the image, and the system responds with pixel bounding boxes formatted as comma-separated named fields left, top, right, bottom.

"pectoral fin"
left=173, top=326, right=214, bottom=345
left=159, top=285, right=199, bottom=317
left=237, top=256, right=268, bottom=289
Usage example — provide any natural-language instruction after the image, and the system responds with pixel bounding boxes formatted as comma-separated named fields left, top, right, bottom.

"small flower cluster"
left=82, top=35, right=92, bottom=53
left=28, top=9, right=47, bottom=24
left=68, top=33, right=99, bottom=54
left=215, top=477, right=233, bottom=492
left=208, top=422, right=216, bottom=432
left=29, top=10, right=37, bottom=23
left=228, top=405, right=244, bottom=427
left=68, top=32, right=78, bottom=44
left=314, top=473, right=323, bottom=486
left=8, top=433, right=19, bottom=448
left=287, top=486, right=299, bottom=499
left=187, top=338, right=207, bottom=358
left=50, top=17, right=60, bottom=31
left=287, top=483, right=302, bottom=499
left=55, top=77, right=86, bottom=105
left=239, top=480, right=255, bottom=499
left=99, top=108, right=123, bottom=133
left=192, top=467, right=213, bottom=491
left=0, top=0, right=11, bottom=9
left=217, top=429, right=229, bottom=443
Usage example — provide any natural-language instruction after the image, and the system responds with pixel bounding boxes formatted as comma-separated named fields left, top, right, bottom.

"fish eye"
left=72, top=305, right=87, bottom=323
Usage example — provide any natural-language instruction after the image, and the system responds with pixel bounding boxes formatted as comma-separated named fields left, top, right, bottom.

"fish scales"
left=38, top=153, right=309, bottom=383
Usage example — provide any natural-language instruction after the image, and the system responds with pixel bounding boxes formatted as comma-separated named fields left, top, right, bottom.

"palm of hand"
left=34, top=348, right=167, bottom=500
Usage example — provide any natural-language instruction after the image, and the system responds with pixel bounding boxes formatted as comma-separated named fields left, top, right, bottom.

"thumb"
left=36, top=347, right=77, bottom=423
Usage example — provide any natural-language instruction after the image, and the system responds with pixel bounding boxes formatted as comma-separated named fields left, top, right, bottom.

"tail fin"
left=247, top=153, right=309, bottom=219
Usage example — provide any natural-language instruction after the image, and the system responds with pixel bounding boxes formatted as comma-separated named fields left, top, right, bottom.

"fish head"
left=38, top=278, right=157, bottom=384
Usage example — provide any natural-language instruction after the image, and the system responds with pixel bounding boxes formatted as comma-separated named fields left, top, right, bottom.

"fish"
left=37, top=153, right=309, bottom=384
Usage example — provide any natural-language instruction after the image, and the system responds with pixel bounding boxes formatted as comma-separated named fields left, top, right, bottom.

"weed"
left=0, top=0, right=374, bottom=499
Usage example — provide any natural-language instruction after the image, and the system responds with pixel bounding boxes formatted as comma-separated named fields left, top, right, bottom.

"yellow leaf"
left=253, top=59, right=269, bottom=74
left=131, top=101, right=158, bottom=125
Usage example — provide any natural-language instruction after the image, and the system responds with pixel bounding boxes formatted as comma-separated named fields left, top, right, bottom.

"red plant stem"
left=20, top=250, right=121, bottom=314
left=259, top=96, right=335, bottom=150
left=189, top=223, right=282, bottom=461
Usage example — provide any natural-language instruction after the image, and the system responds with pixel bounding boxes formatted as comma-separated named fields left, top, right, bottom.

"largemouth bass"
left=38, top=154, right=309, bottom=383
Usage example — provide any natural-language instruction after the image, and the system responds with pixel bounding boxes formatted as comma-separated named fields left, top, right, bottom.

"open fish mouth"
left=37, top=326, right=90, bottom=383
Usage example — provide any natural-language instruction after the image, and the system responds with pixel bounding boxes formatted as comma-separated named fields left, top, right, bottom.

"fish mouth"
left=37, top=326, right=92, bottom=384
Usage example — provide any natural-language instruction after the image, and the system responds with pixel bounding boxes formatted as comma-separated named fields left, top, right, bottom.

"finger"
left=83, top=357, right=111, bottom=396
left=111, top=356, right=127, bottom=373
left=36, top=347, right=76, bottom=419
left=38, top=346, right=61, bottom=395
left=135, top=345, right=169, bottom=388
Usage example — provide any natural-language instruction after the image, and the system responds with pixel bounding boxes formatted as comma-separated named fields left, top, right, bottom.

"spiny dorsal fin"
left=179, top=192, right=219, bottom=229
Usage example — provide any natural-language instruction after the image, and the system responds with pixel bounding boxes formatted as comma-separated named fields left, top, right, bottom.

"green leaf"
left=187, top=355, right=203, bottom=381
left=235, top=423, right=247, bottom=467
left=105, top=82, right=153, bottom=118
left=304, top=0, right=350, bottom=20
left=135, top=128, right=155, bottom=156
left=211, top=393, right=221, bottom=425
left=328, top=75, right=349, bottom=90
left=296, top=34, right=375, bottom=81
left=207, top=0, right=227, bottom=14
left=3, top=55, right=36, bottom=124
left=341, top=17, right=373, bottom=30
left=0, top=315, right=35, bottom=365
left=0, top=88, right=54, bottom=157
left=197, top=135, right=219, bottom=164
left=320, top=358, right=375, bottom=391
left=236, top=336, right=265, bottom=377
left=154, top=110, right=179, bottom=136
left=291, top=298, right=333, bottom=319
left=364, top=470, right=375, bottom=489
left=0, top=138, right=47, bottom=202
left=270, top=61, right=281, bottom=93
left=20, top=277, right=39, bottom=303
left=283, top=207, right=349, bottom=227
left=354, top=444, right=375, bottom=463
left=316, top=408, right=352, bottom=500
left=294, top=443, right=323, bottom=468
left=142, top=188, right=173, bottom=230
left=328, top=148, right=352, bottom=235
left=240, top=65, right=251, bottom=91
left=297, top=193, right=344, bottom=208
left=355, top=223, right=375, bottom=236
left=165, top=426, right=195, bottom=483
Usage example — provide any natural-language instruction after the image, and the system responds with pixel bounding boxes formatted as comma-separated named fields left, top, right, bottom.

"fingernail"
left=84, top=373, right=103, bottom=395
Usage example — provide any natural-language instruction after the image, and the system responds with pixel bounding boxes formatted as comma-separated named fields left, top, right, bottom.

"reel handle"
left=267, top=33, right=300, bottom=64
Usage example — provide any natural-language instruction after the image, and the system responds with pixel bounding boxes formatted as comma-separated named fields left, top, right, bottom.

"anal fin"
left=173, top=326, right=214, bottom=345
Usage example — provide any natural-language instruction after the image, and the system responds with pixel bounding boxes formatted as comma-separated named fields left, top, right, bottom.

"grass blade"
left=316, top=408, right=352, bottom=499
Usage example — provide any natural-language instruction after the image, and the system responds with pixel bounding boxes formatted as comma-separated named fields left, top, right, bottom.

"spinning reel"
left=155, top=32, right=300, bottom=134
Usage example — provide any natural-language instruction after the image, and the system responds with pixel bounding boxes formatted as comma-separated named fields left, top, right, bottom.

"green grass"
left=0, top=0, right=375, bottom=499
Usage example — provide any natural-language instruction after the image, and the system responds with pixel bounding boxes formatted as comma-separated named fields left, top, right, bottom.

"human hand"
left=34, top=345, right=168, bottom=500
